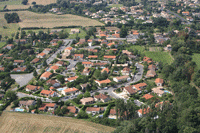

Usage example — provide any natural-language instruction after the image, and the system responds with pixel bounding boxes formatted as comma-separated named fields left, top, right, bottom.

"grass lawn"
left=0, top=0, right=23, bottom=5
left=192, top=53, right=200, bottom=69
left=128, top=45, right=145, bottom=52
left=0, top=111, right=115, bottom=133
left=145, top=51, right=173, bottom=64
left=0, top=41, right=6, bottom=48
left=66, top=28, right=87, bottom=39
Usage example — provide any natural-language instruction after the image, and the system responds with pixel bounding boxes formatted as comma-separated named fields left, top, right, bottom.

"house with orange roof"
left=143, top=56, right=153, bottom=64
left=40, top=71, right=53, bottom=80
left=155, top=78, right=164, bottom=86
left=108, top=109, right=117, bottom=119
left=0, top=53, right=4, bottom=57
left=31, top=58, right=40, bottom=64
left=146, top=69, right=157, bottom=78
left=107, top=42, right=116, bottom=48
left=64, top=47, right=73, bottom=53
left=82, top=61, right=93, bottom=67
left=40, top=90, right=57, bottom=97
left=95, top=79, right=111, bottom=86
left=49, top=65, right=59, bottom=72
left=148, top=64, right=157, bottom=70
left=55, top=61, right=65, bottom=66
left=121, top=67, right=131, bottom=76
left=152, top=87, right=166, bottom=97
left=133, top=83, right=147, bottom=92
left=182, top=11, right=190, bottom=16
left=52, top=43, right=58, bottom=46
left=12, top=67, right=27, bottom=72
left=74, top=54, right=84, bottom=59
left=26, top=85, right=42, bottom=92
left=113, top=75, right=131, bottom=83
left=94, top=93, right=111, bottom=103
left=121, top=85, right=137, bottom=95
left=36, top=53, right=46, bottom=58
left=88, top=55, right=98, bottom=59
left=0, top=67, right=5, bottom=72
left=86, top=107, right=105, bottom=115
left=46, top=103, right=57, bottom=111
left=62, top=88, right=79, bottom=95
left=112, top=34, right=120, bottom=38
left=3, top=44, right=14, bottom=50
left=43, top=48, right=52, bottom=54
left=137, top=107, right=150, bottom=117
left=65, top=76, right=78, bottom=82
left=101, top=67, right=110, bottom=74
left=142, top=94, right=154, bottom=100
left=13, top=60, right=25, bottom=65
left=82, top=67, right=91, bottom=76
left=46, top=79, right=60, bottom=87
left=104, top=55, right=116, bottom=60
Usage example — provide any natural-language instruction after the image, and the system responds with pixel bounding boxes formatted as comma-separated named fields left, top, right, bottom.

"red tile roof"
left=104, top=55, right=116, bottom=59
left=40, top=72, right=52, bottom=78
left=142, top=94, right=154, bottom=100
left=155, top=78, right=164, bottom=84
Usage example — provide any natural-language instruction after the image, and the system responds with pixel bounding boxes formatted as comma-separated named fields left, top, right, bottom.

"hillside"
left=0, top=111, right=115, bottom=133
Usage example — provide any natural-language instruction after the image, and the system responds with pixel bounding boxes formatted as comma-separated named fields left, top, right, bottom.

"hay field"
left=0, top=0, right=30, bottom=10
left=0, top=111, right=115, bottom=133
left=16, top=11, right=104, bottom=28
left=28, top=0, right=57, bottom=5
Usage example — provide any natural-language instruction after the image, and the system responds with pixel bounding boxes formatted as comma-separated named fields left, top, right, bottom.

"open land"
left=192, top=53, right=200, bottom=69
left=28, top=0, right=56, bottom=5
left=0, top=111, right=115, bottom=133
left=145, top=51, right=173, bottom=64
left=0, top=0, right=30, bottom=10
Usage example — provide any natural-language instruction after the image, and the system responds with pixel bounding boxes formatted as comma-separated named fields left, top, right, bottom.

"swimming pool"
left=46, top=68, right=50, bottom=71
left=15, top=108, right=24, bottom=112
left=164, top=90, right=170, bottom=93
left=57, top=87, right=67, bottom=91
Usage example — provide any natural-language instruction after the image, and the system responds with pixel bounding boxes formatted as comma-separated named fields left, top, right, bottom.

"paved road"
left=17, top=92, right=53, bottom=102
left=166, top=10, right=191, bottom=25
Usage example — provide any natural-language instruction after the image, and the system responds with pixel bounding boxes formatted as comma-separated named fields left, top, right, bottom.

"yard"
left=192, top=53, right=200, bottom=69
left=144, top=51, right=173, bottom=64
left=0, top=111, right=115, bottom=133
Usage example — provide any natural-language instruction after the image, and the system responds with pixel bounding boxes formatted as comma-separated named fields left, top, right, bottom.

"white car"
left=104, top=87, right=108, bottom=90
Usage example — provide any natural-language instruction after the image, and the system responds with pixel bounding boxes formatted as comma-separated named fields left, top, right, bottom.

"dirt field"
left=15, top=11, right=104, bottom=28
left=0, top=111, right=115, bottom=133
left=28, top=0, right=57, bottom=5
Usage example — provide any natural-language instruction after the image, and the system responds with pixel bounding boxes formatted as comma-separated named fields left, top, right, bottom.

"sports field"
left=0, top=111, right=115, bottom=133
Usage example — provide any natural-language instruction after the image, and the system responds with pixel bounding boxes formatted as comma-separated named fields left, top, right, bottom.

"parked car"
left=104, top=87, right=108, bottom=90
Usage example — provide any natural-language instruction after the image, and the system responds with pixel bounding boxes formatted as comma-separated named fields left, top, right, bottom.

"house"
left=142, top=94, right=154, bottom=100
left=93, top=62, right=107, bottom=68
left=104, top=55, right=116, bottom=60
left=86, top=107, right=105, bottom=115
left=74, top=54, right=84, bottom=59
left=82, top=62, right=93, bottom=67
left=67, top=106, right=78, bottom=114
left=143, top=56, right=153, bottom=64
left=82, top=67, right=91, bottom=76
left=40, top=90, right=57, bottom=97
left=121, top=67, right=131, bottom=76
left=65, top=76, right=78, bottom=82
left=107, top=42, right=116, bottom=47
left=88, top=55, right=98, bottom=59
left=64, top=47, right=73, bottom=53
left=26, top=85, right=42, bottom=92
left=80, top=83, right=91, bottom=91
left=40, top=72, right=53, bottom=80
left=87, top=39, right=93, bottom=46
left=49, top=65, right=59, bottom=72
left=19, top=100, right=36, bottom=108
left=164, top=44, right=172, bottom=51
left=3, top=44, right=14, bottom=50
left=182, top=11, right=190, bottom=16
left=152, top=87, right=166, bottom=97
left=80, top=97, right=94, bottom=105
left=146, top=70, right=157, bottom=78
left=55, top=61, right=65, bottom=66
left=46, top=79, right=60, bottom=87
left=0, top=67, right=5, bottom=72
left=45, top=103, right=57, bottom=111
left=15, top=39, right=27, bottom=44
left=155, top=78, right=164, bottom=86
left=122, top=50, right=132, bottom=55
left=12, top=67, right=27, bottom=72
left=94, top=93, right=111, bottom=103
left=62, top=88, right=79, bottom=95
left=95, top=79, right=111, bottom=86
left=75, top=39, right=86, bottom=46
left=42, top=48, right=52, bottom=54
left=148, top=65, right=157, bottom=70
left=133, top=83, right=147, bottom=91
left=137, top=107, right=150, bottom=117
left=31, top=58, right=40, bottom=64
left=121, top=85, right=136, bottom=95
left=36, top=53, right=46, bottom=58
left=101, top=68, right=110, bottom=74
left=70, top=29, right=80, bottom=34
left=13, top=60, right=25, bottom=65
left=52, top=43, right=58, bottom=46
left=0, top=94, right=4, bottom=100
left=108, top=109, right=117, bottom=119
left=113, top=75, right=131, bottom=83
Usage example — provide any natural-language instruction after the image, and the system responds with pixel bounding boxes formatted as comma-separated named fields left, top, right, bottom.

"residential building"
left=133, top=83, right=147, bottom=92
left=88, top=55, right=98, bottom=59
left=86, top=107, right=105, bottom=115
left=80, top=97, right=95, bottom=105
left=40, top=90, right=57, bottom=97
left=3, top=44, right=14, bottom=50
left=121, top=67, right=131, bottom=75
left=65, top=76, right=78, bottom=82
left=82, top=67, right=91, bottom=76
left=143, top=56, right=153, bottom=64
left=31, top=58, right=40, bottom=64
left=49, top=65, right=59, bottom=72
left=62, top=88, right=79, bottom=95
left=55, top=61, right=65, bottom=66
left=19, top=100, right=36, bottom=108
left=43, top=48, right=52, bottom=54
left=142, top=94, right=154, bottom=100
left=155, top=78, right=164, bottom=86
left=70, top=29, right=80, bottom=34
left=108, top=109, right=117, bottom=119
left=45, top=103, right=57, bottom=111
left=26, top=85, right=42, bottom=92
left=121, top=85, right=136, bottom=95
left=148, top=65, right=157, bottom=70
left=40, top=72, right=53, bottom=80
left=46, top=79, right=60, bottom=87
left=36, top=53, right=46, bottom=58
left=67, top=106, right=78, bottom=114
left=113, top=75, right=130, bottom=83
left=104, top=55, right=116, bottom=60
left=137, top=107, right=150, bottom=117
left=13, top=60, right=25, bottom=65
left=74, top=54, right=84, bottom=59
left=101, top=67, right=110, bottom=74
left=146, top=70, right=157, bottom=78
left=95, top=79, right=111, bottom=86
left=12, top=67, right=27, bottom=72
left=82, top=62, right=93, bottom=67
left=80, top=83, right=91, bottom=91
left=94, top=93, right=111, bottom=103
left=64, top=47, right=73, bottom=53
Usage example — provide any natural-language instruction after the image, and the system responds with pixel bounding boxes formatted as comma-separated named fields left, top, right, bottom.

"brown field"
left=6, top=5, right=30, bottom=10
left=0, top=111, right=115, bottom=133
left=28, top=0, right=57, bottom=5
left=15, top=11, right=104, bottom=28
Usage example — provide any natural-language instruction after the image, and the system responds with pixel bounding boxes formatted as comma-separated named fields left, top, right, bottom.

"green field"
left=192, top=53, right=200, bottom=69
left=145, top=51, right=173, bottom=64
left=128, top=45, right=145, bottom=52
left=66, top=28, right=87, bottom=39
left=0, top=0, right=23, bottom=5
left=0, top=42, right=6, bottom=48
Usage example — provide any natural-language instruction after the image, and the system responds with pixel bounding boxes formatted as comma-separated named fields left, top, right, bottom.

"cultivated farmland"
left=28, top=0, right=57, bottom=5
left=0, top=0, right=30, bottom=10
left=0, top=111, right=115, bottom=133
left=15, top=11, right=104, bottom=28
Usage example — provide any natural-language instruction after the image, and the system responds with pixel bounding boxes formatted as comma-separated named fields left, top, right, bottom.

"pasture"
left=192, top=53, right=200, bottom=69
left=145, top=51, right=173, bottom=64
left=0, top=0, right=30, bottom=10
left=0, top=111, right=115, bottom=133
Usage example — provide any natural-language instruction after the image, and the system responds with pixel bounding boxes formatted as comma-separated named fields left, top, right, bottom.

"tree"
left=56, top=75, right=65, bottom=84
left=43, top=60, right=47, bottom=67
left=33, top=70, right=38, bottom=78
left=85, top=35, right=90, bottom=41
left=22, top=0, right=28, bottom=5
left=4, top=90, right=17, bottom=101
left=4, top=36, right=8, bottom=40
left=83, top=91, right=90, bottom=97
left=0, top=35, right=2, bottom=41
left=120, top=25, right=127, bottom=38
left=77, top=110, right=88, bottom=119
left=37, top=98, right=42, bottom=107
left=32, top=1, right=36, bottom=5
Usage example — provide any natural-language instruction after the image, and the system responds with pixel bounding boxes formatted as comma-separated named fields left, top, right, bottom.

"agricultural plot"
left=128, top=45, right=145, bottom=52
left=192, top=53, right=200, bottom=69
left=14, top=11, right=104, bottom=28
left=28, top=0, right=57, bottom=5
left=145, top=51, right=173, bottom=64
left=0, top=112, right=115, bottom=133
left=0, top=0, right=30, bottom=10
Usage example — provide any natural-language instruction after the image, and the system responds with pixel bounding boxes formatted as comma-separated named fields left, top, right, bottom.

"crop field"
left=28, top=0, right=57, bottom=5
left=192, top=53, right=200, bottom=69
left=0, top=0, right=30, bottom=10
left=14, top=11, right=104, bottom=28
left=0, top=111, right=115, bottom=133
left=149, top=47, right=162, bottom=51
left=145, top=51, right=173, bottom=64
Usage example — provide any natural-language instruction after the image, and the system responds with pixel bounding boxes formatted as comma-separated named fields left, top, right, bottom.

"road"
left=166, top=10, right=191, bottom=25
left=17, top=92, right=53, bottom=102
